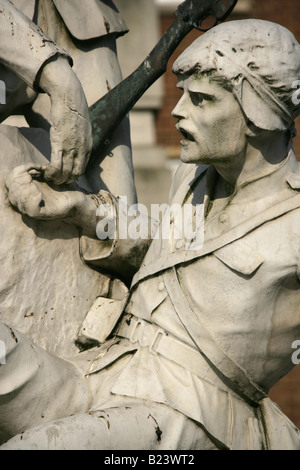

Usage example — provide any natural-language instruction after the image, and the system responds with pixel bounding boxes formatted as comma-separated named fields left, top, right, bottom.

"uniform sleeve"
left=0, top=0, right=71, bottom=90
left=80, top=190, right=153, bottom=284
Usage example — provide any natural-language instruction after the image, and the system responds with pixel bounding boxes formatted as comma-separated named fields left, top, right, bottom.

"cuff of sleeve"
left=80, top=191, right=118, bottom=263
left=79, top=191, right=151, bottom=283
left=33, top=52, right=73, bottom=93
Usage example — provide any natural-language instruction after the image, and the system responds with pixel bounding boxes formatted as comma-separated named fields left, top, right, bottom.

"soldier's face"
left=172, top=74, right=249, bottom=165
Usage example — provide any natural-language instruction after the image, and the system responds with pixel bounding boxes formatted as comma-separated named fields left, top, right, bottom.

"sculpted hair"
left=173, top=20, right=300, bottom=134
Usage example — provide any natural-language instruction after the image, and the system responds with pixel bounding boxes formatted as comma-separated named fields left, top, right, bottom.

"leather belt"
left=116, top=313, right=266, bottom=405
left=117, top=314, right=225, bottom=385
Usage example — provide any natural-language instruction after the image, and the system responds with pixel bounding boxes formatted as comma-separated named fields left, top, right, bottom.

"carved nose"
left=172, top=94, right=187, bottom=119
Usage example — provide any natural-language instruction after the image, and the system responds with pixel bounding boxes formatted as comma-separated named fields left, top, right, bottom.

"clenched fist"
left=5, top=164, right=85, bottom=220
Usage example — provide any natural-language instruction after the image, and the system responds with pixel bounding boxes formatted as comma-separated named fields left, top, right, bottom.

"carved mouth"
left=178, top=127, right=195, bottom=142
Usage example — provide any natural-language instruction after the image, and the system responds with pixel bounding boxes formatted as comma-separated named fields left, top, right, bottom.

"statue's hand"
left=5, top=164, right=84, bottom=220
left=37, top=57, right=93, bottom=185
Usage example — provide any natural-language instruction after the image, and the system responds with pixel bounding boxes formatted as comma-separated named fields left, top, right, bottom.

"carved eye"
left=190, top=92, right=203, bottom=106
left=190, top=91, right=213, bottom=106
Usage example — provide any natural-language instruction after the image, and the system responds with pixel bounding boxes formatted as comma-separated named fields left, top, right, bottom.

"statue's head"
left=172, top=19, right=300, bottom=164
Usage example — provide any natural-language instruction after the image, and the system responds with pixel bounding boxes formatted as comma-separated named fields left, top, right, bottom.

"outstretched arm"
left=5, top=165, right=154, bottom=282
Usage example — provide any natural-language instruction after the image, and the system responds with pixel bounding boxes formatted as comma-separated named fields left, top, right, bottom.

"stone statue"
left=1, top=0, right=136, bottom=201
left=0, top=0, right=135, bottom=361
left=2, top=17, right=300, bottom=450
left=0, top=0, right=93, bottom=185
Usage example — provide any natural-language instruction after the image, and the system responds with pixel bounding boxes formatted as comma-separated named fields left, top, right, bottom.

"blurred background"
left=114, top=0, right=300, bottom=428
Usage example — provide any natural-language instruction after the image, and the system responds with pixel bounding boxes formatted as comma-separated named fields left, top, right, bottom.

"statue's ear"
left=233, top=78, right=288, bottom=133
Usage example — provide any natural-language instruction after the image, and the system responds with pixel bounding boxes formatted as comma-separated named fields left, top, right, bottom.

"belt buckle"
left=149, top=327, right=166, bottom=355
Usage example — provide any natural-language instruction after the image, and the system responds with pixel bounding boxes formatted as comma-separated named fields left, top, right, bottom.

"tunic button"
left=219, top=213, right=227, bottom=223
left=175, top=240, right=183, bottom=250
left=158, top=282, right=165, bottom=292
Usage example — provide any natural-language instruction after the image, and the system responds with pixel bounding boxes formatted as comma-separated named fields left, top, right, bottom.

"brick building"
left=154, top=0, right=300, bottom=428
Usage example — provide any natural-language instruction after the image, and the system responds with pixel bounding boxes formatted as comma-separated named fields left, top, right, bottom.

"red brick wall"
left=155, top=0, right=300, bottom=428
